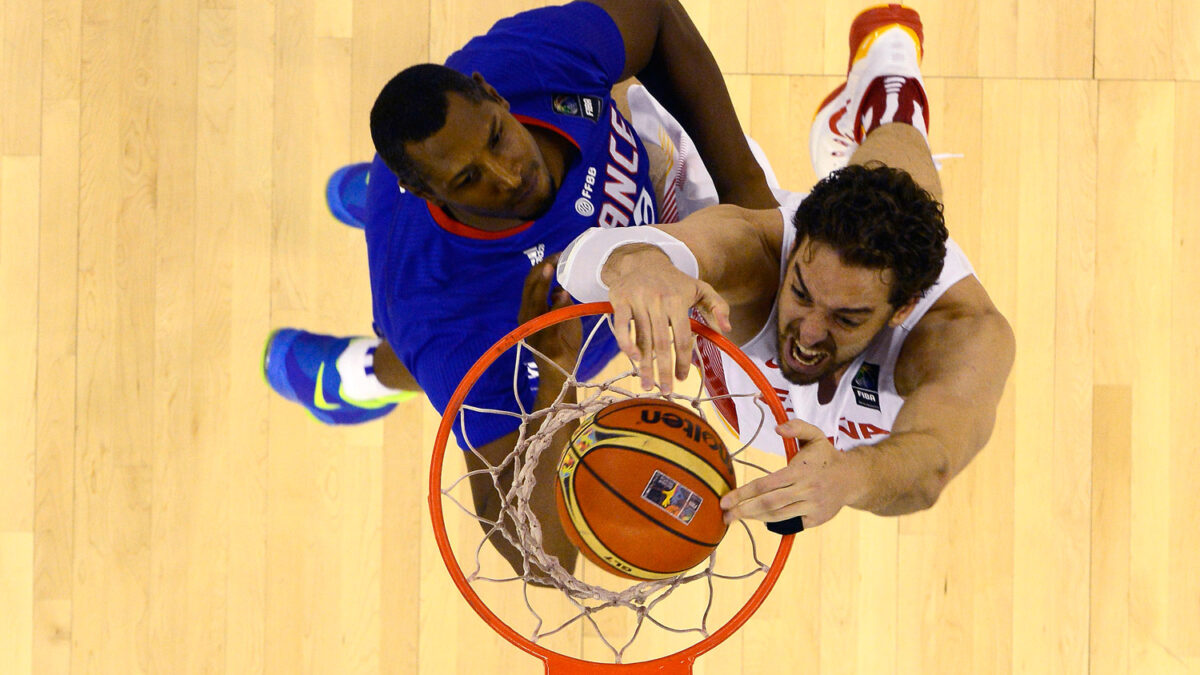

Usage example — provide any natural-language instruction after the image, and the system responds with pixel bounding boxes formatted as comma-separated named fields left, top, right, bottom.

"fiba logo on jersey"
left=552, top=93, right=604, bottom=123
left=851, top=362, right=881, bottom=411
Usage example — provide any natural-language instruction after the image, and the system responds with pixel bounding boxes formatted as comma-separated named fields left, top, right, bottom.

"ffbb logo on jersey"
left=575, top=107, right=656, bottom=229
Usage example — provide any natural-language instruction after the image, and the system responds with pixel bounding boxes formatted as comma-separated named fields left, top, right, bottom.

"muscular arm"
left=465, top=366, right=579, bottom=579
left=845, top=276, right=1015, bottom=515
left=587, top=0, right=777, bottom=209
left=602, top=205, right=784, bottom=346
left=462, top=259, right=582, bottom=578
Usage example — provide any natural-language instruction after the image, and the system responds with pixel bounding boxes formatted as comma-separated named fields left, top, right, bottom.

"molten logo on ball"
left=637, top=408, right=730, bottom=464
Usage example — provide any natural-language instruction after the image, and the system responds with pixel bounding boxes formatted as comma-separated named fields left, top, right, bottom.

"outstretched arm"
left=720, top=276, right=1015, bottom=528
left=465, top=260, right=582, bottom=579
left=847, top=275, right=1014, bottom=514
left=587, top=0, right=777, bottom=209
left=560, top=204, right=784, bottom=391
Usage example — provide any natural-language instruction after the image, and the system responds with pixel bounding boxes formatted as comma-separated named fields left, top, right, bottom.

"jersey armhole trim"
left=513, top=113, right=580, bottom=151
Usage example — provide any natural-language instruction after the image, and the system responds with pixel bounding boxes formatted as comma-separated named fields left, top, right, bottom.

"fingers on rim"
left=650, top=309, right=675, bottom=392
left=780, top=418, right=826, bottom=442
left=763, top=501, right=810, bottom=524
left=630, top=305, right=655, bottom=387
left=672, top=308, right=694, bottom=380
left=611, top=304, right=637, bottom=359
left=698, top=283, right=731, bottom=329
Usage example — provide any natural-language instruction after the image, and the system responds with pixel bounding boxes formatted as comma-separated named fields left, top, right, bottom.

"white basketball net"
left=439, top=314, right=785, bottom=665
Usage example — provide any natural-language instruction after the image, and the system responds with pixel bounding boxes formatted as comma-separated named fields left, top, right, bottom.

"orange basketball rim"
left=428, top=302, right=800, bottom=674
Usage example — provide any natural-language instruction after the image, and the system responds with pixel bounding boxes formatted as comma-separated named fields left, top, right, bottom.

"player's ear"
left=887, top=295, right=920, bottom=327
left=471, top=72, right=509, bottom=109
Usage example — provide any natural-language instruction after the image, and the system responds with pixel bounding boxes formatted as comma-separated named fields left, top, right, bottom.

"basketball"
left=554, top=398, right=736, bottom=580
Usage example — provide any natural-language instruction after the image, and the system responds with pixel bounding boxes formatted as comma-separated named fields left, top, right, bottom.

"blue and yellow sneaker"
left=326, top=162, right=372, bottom=229
left=262, top=328, right=411, bottom=424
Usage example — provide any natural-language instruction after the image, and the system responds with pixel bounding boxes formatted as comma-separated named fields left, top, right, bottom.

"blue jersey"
left=365, top=2, right=659, bottom=449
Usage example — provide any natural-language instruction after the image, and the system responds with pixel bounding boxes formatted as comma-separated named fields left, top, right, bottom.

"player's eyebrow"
left=792, top=262, right=874, bottom=315
left=449, top=115, right=500, bottom=187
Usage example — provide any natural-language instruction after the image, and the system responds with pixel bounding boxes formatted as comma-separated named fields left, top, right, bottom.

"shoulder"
left=894, top=275, right=1014, bottom=396
left=662, top=204, right=784, bottom=255
left=447, top=3, right=624, bottom=91
left=365, top=188, right=430, bottom=253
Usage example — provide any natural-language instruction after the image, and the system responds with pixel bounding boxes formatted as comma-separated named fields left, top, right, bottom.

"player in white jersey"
left=557, top=5, right=1015, bottom=533
left=691, top=187, right=977, bottom=457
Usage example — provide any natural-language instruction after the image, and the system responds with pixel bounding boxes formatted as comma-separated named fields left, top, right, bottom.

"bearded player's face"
left=775, top=239, right=914, bottom=385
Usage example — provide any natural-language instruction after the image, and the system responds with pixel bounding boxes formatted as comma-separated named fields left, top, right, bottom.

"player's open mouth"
left=788, top=340, right=828, bottom=369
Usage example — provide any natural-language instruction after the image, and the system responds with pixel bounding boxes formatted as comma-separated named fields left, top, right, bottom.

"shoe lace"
left=930, top=152, right=964, bottom=172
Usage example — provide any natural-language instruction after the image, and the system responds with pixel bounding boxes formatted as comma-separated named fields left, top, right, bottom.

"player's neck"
left=442, top=207, right=528, bottom=232
left=816, top=364, right=853, bottom=405
left=443, top=124, right=576, bottom=232
left=528, top=123, right=574, bottom=186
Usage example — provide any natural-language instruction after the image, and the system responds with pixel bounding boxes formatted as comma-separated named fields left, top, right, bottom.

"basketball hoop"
left=429, top=302, right=799, bottom=674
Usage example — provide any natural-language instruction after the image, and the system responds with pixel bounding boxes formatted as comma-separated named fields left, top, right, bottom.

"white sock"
left=335, top=337, right=404, bottom=402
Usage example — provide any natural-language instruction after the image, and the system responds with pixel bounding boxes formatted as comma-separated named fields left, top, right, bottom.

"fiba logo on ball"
left=575, top=197, right=594, bottom=216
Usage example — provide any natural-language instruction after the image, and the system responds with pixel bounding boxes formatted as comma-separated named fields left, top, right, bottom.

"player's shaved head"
left=370, top=64, right=493, bottom=192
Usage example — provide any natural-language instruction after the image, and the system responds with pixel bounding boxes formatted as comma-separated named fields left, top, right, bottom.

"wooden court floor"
left=2, top=0, right=1198, bottom=672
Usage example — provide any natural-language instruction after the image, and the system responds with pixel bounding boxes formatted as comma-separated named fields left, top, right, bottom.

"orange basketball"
left=554, top=398, right=736, bottom=580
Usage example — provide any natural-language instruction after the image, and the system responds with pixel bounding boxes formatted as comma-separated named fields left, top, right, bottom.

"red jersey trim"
left=512, top=113, right=580, bottom=150
left=690, top=311, right=741, bottom=434
left=427, top=203, right=534, bottom=240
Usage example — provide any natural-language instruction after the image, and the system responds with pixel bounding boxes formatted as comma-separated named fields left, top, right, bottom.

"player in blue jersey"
left=263, top=0, right=778, bottom=575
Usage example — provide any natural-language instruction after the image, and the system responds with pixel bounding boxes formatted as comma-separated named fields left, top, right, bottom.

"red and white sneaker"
left=810, top=4, right=929, bottom=180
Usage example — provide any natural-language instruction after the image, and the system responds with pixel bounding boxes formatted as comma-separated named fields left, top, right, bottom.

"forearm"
left=634, top=1, right=775, bottom=208
left=468, top=366, right=579, bottom=577
left=600, top=210, right=779, bottom=306
left=524, top=365, right=579, bottom=569
left=846, top=431, right=955, bottom=516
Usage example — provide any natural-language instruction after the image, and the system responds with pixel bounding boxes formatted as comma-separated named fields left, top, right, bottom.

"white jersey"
left=698, top=190, right=976, bottom=455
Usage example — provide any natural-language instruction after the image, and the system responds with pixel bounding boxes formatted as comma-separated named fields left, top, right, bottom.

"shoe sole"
left=847, top=4, right=924, bottom=71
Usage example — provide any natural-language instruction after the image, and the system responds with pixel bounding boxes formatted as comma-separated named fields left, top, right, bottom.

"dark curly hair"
left=369, top=64, right=491, bottom=193
left=792, top=163, right=948, bottom=307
